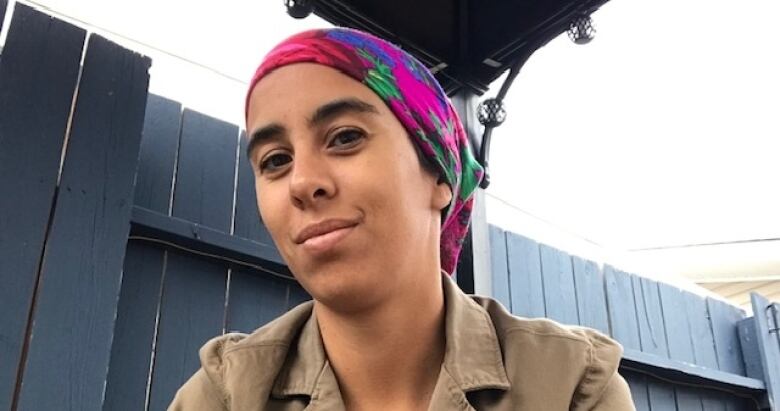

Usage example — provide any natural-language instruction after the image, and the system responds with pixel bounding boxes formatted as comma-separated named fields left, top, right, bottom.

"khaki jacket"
left=169, top=275, right=635, bottom=410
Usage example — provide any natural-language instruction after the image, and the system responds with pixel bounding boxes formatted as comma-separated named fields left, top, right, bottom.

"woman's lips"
left=300, top=225, right=356, bottom=255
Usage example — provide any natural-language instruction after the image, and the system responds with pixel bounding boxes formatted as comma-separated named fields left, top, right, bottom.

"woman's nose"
left=288, top=152, right=335, bottom=209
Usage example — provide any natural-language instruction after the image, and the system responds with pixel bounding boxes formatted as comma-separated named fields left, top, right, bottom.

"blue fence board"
left=675, top=387, right=703, bottom=411
left=572, top=256, right=609, bottom=334
left=634, top=276, right=669, bottom=357
left=103, top=243, right=166, bottom=411
left=487, top=225, right=511, bottom=308
left=647, top=380, right=677, bottom=411
left=148, top=252, right=227, bottom=411
left=505, top=233, right=545, bottom=318
left=750, top=293, right=780, bottom=410
left=539, top=245, right=579, bottom=325
left=133, top=94, right=182, bottom=213
left=234, top=132, right=275, bottom=245
left=0, top=5, right=85, bottom=409
left=226, top=269, right=290, bottom=333
left=625, top=372, right=651, bottom=411
left=16, top=34, right=150, bottom=411
left=605, top=266, right=641, bottom=350
left=171, top=109, right=238, bottom=232
left=707, top=298, right=746, bottom=375
left=659, top=283, right=696, bottom=364
left=684, top=292, right=720, bottom=369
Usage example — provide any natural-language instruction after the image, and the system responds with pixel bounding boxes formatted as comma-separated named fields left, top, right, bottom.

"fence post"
left=750, top=293, right=780, bottom=410
left=450, top=90, right=491, bottom=295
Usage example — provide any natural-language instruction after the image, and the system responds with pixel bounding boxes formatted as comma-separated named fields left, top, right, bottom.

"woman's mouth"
left=294, top=217, right=361, bottom=256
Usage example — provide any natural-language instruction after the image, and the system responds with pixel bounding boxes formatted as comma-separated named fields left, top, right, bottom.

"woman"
left=169, top=28, right=635, bottom=411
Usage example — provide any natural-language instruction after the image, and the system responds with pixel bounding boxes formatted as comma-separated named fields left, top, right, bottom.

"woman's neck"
left=314, top=270, right=446, bottom=411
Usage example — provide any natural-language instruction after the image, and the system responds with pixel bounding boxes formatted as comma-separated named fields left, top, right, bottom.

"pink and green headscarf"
left=245, top=28, right=484, bottom=275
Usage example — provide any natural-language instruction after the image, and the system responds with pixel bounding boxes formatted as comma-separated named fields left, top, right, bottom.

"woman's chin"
left=297, top=266, right=387, bottom=313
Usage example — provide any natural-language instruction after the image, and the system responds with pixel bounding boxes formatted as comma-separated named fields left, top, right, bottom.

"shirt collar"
left=270, top=272, right=510, bottom=399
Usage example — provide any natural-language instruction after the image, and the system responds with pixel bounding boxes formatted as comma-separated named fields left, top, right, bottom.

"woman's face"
left=246, top=63, right=452, bottom=310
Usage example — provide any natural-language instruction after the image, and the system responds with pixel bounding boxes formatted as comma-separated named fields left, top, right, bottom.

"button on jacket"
left=169, top=275, right=635, bottom=410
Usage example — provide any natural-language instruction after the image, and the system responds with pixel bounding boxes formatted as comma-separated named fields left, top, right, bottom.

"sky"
left=15, top=0, right=780, bottom=283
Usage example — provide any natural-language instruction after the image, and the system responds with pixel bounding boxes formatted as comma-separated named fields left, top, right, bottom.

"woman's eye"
left=330, top=129, right=365, bottom=148
left=259, top=153, right=291, bottom=173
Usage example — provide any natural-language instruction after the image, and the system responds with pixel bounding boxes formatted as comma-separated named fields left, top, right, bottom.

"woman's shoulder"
left=468, top=295, right=630, bottom=409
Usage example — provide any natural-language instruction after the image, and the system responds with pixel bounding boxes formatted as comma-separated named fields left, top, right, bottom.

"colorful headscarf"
left=245, top=28, right=484, bottom=276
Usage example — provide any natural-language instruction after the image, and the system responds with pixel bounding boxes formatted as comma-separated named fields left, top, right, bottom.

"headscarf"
left=245, top=28, right=484, bottom=276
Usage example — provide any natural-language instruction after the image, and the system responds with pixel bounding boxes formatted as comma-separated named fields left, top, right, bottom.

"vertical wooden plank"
left=171, top=109, right=238, bottom=232
left=707, top=297, right=746, bottom=375
left=234, top=132, right=274, bottom=246
left=633, top=276, right=669, bottom=357
left=147, top=110, right=237, bottom=411
left=675, top=387, right=704, bottom=411
left=624, top=371, right=650, bottom=411
left=148, top=252, right=227, bottom=411
left=226, top=269, right=289, bottom=333
left=132, top=94, right=182, bottom=213
left=103, top=94, right=183, bottom=411
left=737, top=318, right=764, bottom=381
left=103, top=243, right=165, bottom=411
left=604, top=266, right=641, bottom=350
left=647, top=379, right=677, bottom=411
left=0, top=5, right=85, bottom=409
left=700, top=391, right=727, bottom=411
left=658, top=283, right=695, bottom=364
left=539, top=245, right=578, bottom=325
left=16, top=34, right=150, bottom=411
left=0, top=0, right=7, bottom=32
left=572, top=257, right=609, bottom=334
left=505, top=233, right=545, bottom=318
left=684, top=291, right=720, bottom=369
left=750, top=294, right=780, bottom=410
left=487, top=225, right=511, bottom=308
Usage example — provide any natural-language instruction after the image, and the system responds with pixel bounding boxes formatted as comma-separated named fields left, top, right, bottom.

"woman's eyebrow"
left=247, top=123, right=285, bottom=158
left=308, top=97, right=379, bottom=127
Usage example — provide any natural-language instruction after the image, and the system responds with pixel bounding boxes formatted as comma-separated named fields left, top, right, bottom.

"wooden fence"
left=1, top=4, right=779, bottom=411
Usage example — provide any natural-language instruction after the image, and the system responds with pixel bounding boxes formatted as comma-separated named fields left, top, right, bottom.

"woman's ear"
left=432, top=177, right=453, bottom=212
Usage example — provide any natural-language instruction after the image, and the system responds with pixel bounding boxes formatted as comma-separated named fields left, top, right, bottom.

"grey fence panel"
left=0, top=0, right=7, bottom=31
left=148, top=252, right=227, bottom=411
left=605, top=266, right=641, bottom=350
left=103, top=95, right=183, bottom=411
left=658, top=283, right=696, bottom=364
left=103, top=243, right=166, bottom=411
left=684, top=292, right=720, bottom=369
left=234, top=132, right=275, bottom=246
left=708, top=298, right=746, bottom=376
left=572, top=256, right=609, bottom=334
left=226, top=269, right=290, bottom=333
left=171, top=109, right=238, bottom=232
left=647, top=380, right=677, bottom=411
left=505, top=233, right=545, bottom=318
left=634, top=276, right=669, bottom=357
left=750, top=293, right=780, bottom=410
left=675, top=387, right=704, bottom=411
left=148, top=109, right=237, bottom=410
left=16, top=33, right=150, bottom=411
left=539, top=244, right=579, bottom=325
left=625, top=373, right=651, bottom=411
left=487, top=225, right=511, bottom=308
left=132, top=94, right=183, bottom=213
left=0, top=5, right=85, bottom=409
